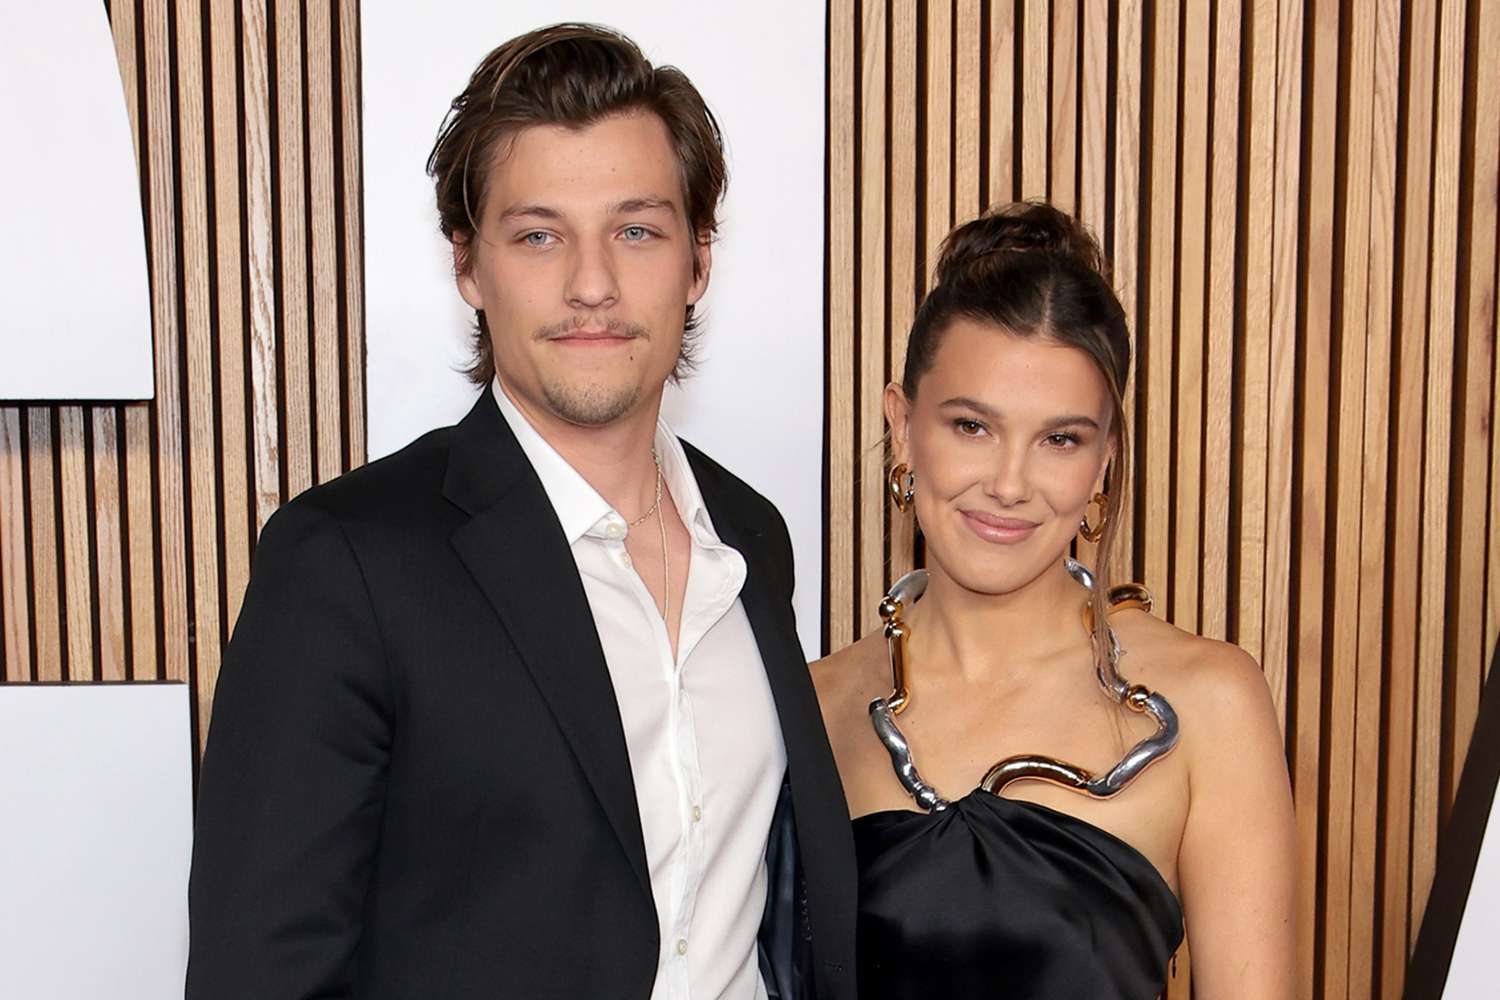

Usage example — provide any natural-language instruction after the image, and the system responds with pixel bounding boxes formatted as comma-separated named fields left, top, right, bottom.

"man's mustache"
left=534, top=316, right=650, bottom=340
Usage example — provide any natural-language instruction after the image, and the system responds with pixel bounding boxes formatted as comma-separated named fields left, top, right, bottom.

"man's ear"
left=883, top=383, right=912, bottom=466
left=454, top=236, right=483, bottom=310
left=687, top=235, right=713, bottom=306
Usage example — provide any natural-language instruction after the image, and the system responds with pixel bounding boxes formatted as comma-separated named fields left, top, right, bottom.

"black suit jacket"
left=186, top=389, right=857, bottom=1000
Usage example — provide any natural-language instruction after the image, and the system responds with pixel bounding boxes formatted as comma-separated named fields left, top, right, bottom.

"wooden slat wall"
left=824, top=1, right=1500, bottom=997
left=0, top=0, right=365, bottom=758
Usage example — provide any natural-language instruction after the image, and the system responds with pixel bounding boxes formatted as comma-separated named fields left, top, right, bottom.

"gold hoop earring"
left=1079, top=491, right=1109, bottom=543
left=888, top=464, right=916, bottom=513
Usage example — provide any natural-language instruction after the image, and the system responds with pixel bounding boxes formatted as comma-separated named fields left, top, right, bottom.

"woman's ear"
left=1095, top=439, right=1117, bottom=495
left=884, top=383, right=912, bottom=466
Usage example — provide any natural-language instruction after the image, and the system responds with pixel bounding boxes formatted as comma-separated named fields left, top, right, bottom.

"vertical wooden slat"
left=886, top=1, right=918, bottom=596
left=1412, top=0, right=1467, bottom=928
left=926, top=2, right=954, bottom=258
left=1333, top=1, right=1379, bottom=992
left=175, top=0, right=223, bottom=744
left=1387, top=0, right=1436, bottom=967
left=57, top=408, right=94, bottom=678
left=1201, top=0, right=1242, bottom=643
left=987, top=0, right=1016, bottom=204
left=857, top=0, right=887, bottom=641
left=827, top=0, right=857, bottom=652
left=276, top=1, right=314, bottom=501
left=210, top=0, right=252, bottom=637
left=0, top=409, right=30, bottom=681
left=1111, top=0, right=1143, bottom=578
left=307, top=0, right=343, bottom=487
left=1238, top=0, right=1276, bottom=683
left=1451, top=0, right=1500, bottom=811
left=1048, top=0, right=1077, bottom=212
left=1291, top=0, right=1332, bottom=987
left=143, top=0, right=190, bottom=683
left=1020, top=0, right=1048, bottom=199
left=1326, top=3, right=1378, bottom=992
left=1364, top=7, right=1403, bottom=991
left=27, top=411, right=60, bottom=681
left=245, top=0, right=282, bottom=534
left=955, top=0, right=982, bottom=218
left=338, top=0, right=367, bottom=470
left=90, top=409, right=126, bottom=681
left=1172, top=0, right=1210, bottom=633
left=1077, top=0, right=1108, bottom=235
left=1141, top=0, right=1179, bottom=598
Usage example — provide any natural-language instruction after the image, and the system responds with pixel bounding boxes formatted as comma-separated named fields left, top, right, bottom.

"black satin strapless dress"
left=853, top=790, right=1183, bottom=999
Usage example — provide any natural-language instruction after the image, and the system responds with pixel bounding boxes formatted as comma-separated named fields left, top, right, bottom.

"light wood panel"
left=824, top=1, right=1500, bottom=997
left=0, top=2, right=366, bottom=758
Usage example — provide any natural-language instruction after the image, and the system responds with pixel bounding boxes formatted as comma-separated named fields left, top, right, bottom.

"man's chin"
left=539, top=379, right=644, bottom=427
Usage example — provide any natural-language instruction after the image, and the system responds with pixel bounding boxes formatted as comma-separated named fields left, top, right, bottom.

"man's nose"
left=564, top=239, right=620, bottom=310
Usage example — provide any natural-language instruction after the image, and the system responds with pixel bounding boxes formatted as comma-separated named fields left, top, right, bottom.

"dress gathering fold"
left=853, top=790, right=1183, bottom=999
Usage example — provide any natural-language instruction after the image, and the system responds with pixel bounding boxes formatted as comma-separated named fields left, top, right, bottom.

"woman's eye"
left=522, top=231, right=555, bottom=247
left=621, top=225, right=651, bottom=242
left=1044, top=432, right=1080, bottom=448
left=954, top=418, right=986, bottom=437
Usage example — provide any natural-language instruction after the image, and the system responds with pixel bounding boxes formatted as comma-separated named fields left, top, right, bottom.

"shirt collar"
left=490, top=377, right=716, bottom=545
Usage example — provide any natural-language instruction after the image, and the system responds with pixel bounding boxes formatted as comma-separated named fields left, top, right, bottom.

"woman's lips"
left=960, top=510, right=1040, bottom=544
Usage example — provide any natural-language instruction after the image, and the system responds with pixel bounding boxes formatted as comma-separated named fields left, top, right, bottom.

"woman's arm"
left=1175, top=644, right=1297, bottom=999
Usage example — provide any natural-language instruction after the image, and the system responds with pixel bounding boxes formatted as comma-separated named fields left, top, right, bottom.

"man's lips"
left=548, top=329, right=636, bottom=345
left=960, top=510, right=1040, bottom=544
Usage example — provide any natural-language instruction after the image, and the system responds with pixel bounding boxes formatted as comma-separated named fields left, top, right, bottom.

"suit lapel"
left=443, top=390, right=651, bottom=902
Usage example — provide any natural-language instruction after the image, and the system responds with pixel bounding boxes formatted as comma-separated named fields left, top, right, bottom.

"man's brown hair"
left=426, top=23, right=727, bottom=385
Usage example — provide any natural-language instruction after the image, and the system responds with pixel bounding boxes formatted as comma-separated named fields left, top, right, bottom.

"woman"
left=812, top=203, right=1295, bottom=998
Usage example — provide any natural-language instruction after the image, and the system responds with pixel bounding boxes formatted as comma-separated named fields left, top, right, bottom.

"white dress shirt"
left=492, top=380, right=787, bottom=1000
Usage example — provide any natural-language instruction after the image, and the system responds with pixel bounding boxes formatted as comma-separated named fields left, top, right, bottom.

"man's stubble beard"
left=538, top=373, right=642, bottom=426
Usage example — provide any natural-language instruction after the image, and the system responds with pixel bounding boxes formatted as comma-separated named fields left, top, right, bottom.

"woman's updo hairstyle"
left=900, top=201, right=1133, bottom=662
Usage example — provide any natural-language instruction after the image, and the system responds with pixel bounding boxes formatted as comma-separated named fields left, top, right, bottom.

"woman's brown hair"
left=426, top=23, right=727, bottom=384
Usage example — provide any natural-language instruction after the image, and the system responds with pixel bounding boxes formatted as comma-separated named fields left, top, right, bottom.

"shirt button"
left=605, top=521, right=625, bottom=539
left=621, top=552, right=632, bottom=567
left=676, top=938, right=688, bottom=956
left=691, top=805, right=702, bottom=823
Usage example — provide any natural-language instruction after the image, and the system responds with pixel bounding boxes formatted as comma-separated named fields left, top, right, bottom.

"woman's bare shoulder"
left=1109, top=610, right=1282, bottom=762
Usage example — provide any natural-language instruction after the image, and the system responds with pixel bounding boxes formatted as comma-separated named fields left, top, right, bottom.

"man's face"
left=456, top=111, right=711, bottom=427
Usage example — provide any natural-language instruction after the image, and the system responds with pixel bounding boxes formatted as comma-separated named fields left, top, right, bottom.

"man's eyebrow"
left=497, top=203, right=563, bottom=222
left=938, top=396, right=1100, bottom=431
left=610, top=197, right=677, bottom=216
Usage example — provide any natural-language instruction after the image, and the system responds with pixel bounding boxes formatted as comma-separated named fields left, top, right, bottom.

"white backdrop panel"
left=1444, top=775, right=1500, bottom=996
left=0, top=2, right=152, bottom=400
left=0, top=684, right=192, bottom=999
left=362, top=4, right=826, bottom=656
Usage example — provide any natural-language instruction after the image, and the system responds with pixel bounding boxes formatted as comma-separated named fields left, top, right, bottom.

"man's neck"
left=497, top=379, right=665, bottom=521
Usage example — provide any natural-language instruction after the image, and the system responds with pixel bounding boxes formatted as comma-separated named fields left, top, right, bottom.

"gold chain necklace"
left=626, top=447, right=670, bottom=625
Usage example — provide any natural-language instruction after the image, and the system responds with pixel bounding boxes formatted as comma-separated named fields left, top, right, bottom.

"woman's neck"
left=903, top=557, right=1089, bottom=684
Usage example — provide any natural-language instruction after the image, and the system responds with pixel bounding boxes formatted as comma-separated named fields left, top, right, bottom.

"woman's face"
left=887, top=318, right=1115, bottom=596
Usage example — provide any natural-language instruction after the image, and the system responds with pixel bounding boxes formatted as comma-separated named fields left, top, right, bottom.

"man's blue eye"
left=523, top=231, right=552, bottom=246
left=623, top=226, right=650, bottom=241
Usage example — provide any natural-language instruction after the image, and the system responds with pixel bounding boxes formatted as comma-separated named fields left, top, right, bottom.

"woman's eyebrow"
left=938, top=397, right=1100, bottom=432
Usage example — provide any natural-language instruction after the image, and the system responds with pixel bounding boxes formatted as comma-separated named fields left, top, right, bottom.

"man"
left=186, top=23, right=855, bottom=1000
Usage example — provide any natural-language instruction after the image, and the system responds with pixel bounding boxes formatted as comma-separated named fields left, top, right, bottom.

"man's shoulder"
left=277, top=425, right=458, bottom=529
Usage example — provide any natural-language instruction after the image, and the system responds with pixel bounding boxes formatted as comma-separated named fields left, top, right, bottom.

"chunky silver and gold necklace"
left=868, top=559, right=1180, bottom=812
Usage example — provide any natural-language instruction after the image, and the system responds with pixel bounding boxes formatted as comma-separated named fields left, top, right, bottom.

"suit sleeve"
left=186, top=499, right=394, bottom=1000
